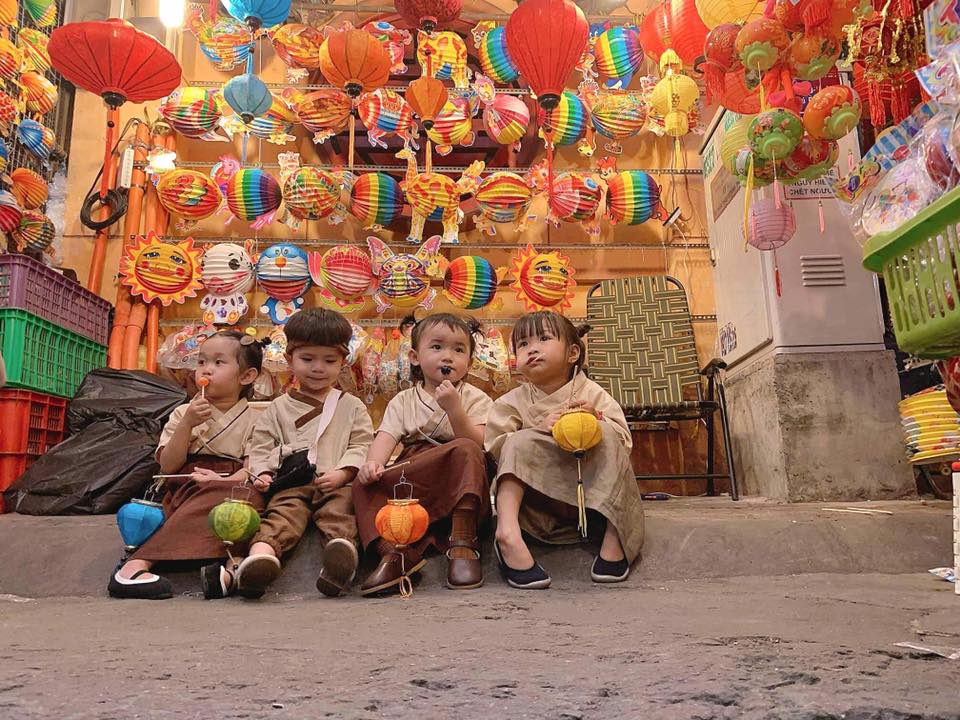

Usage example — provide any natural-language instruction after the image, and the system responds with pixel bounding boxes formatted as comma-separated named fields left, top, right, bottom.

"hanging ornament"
left=157, top=169, right=224, bottom=223
left=443, top=255, right=501, bottom=309
left=426, top=97, right=475, bottom=156
left=18, top=29, right=51, bottom=74
left=283, top=88, right=351, bottom=144
left=537, top=90, right=589, bottom=147
left=405, top=76, right=448, bottom=131
left=0, top=190, right=23, bottom=234
left=666, top=0, right=710, bottom=67
left=10, top=167, right=48, bottom=209
left=119, top=231, right=204, bottom=306
left=349, top=172, right=404, bottom=229
left=308, top=244, right=373, bottom=312
left=226, top=93, right=296, bottom=145
left=593, top=25, right=644, bottom=90
left=226, top=168, right=282, bottom=224
left=282, top=167, right=340, bottom=221
left=223, top=71, right=272, bottom=124
left=319, top=28, right=391, bottom=98
left=703, top=23, right=742, bottom=102
left=803, top=85, right=861, bottom=141
left=200, top=242, right=255, bottom=326
left=115, top=499, right=164, bottom=552
left=510, top=244, right=576, bottom=312
left=373, top=471, right=430, bottom=597
left=472, top=22, right=519, bottom=84
left=747, top=198, right=797, bottom=250
left=222, top=0, right=291, bottom=31
left=605, top=170, right=661, bottom=225
left=735, top=18, right=789, bottom=72
left=16, top=118, right=54, bottom=162
left=695, top=0, right=763, bottom=28
left=20, top=71, right=58, bottom=115
left=639, top=2, right=669, bottom=64
left=187, top=10, right=254, bottom=72
left=208, top=498, right=261, bottom=543
left=719, top=114, right=756, bottom=175
left=367, top=235, right=442, bottom=313
left=715, top=70, right=762, bottom=115
left=787, top=31, right=840, bottom=81
left=548, top=172, right=602, bottom=224
left=483, top=94, right=529, bottom=149
left=256, top=243, right=312, bottom=324
left=159, top=87, right=225, bottom=140
left=363, top=21, right=412, bottom=76
left=749, top=108, right=803, bottom=160
left=552, top=409, right=602, bottom=537
left=589, top=91, right=647, bottom=151
left=475, top=171, right=533, bottom=226
left=395, top=0, right=462, bottom=31
left=269, top=24, right=324, bottom=69
left=357, top=88, right=418, bottom=149
left=782, top=134, right=838, bottom=182
left=11, top=209, right=54, bottom=253
left=416, top=30, right=470, bottom=89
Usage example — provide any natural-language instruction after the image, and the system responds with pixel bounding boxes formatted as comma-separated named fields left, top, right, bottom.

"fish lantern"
left=0, top=191, right=22, bottom=234
left=427, top=97, right=475, bottom=154
left=21, top=71, right=58, bottom=115
left=606, top=170, right=661, bottom=225
left=510, top=244, right=576, bottom=312
left=703, top=23, right=742, bottom=102
left=200, top=242, right=255, bottom=325
left=367, top=235, right=442, bottom=313
left=594, top=26, right=644, bottom=90
left=116, top=499, right=165, bottom=552
left=11, top=210, right=54, bottom=253
left=18, top=28, right=51, bottom=74
left=226, top=168, right=282, bottom=224
left=417, top=30, right=470, bottom=88
left=119, top=231, right=204, bottom=306
left=396, top=0, right=462, bottom=31
left=16, top=119, right=54, bottom=162
left=506, top=0, right=588, bottom=111
left=270, top=24, right=324, bottom=69
left=788, top=31, right=840, bottom=81
left=374, top=475, right=429, bottom=595
left=222, top=0, right=290, bottom=31
left=803, top=85, right=861, bottom=141
left=695, top=0, right=763, bottom=27
left=552, top=409, right=602, bottom=537
left=319, top=28, right=391, bottom=98
left=0, top=38, right=21, bottom=80
left=223, top=72, right=272, bottom=124
left=188, top=12, right=254, bottom=71
left=256, top=242, right=312, bottom=323
left=538, top=90, right=588, bottom=147
left=666, top=0, right=710, bottom=67
left=283, top=88, right=351, bottom=144
left=548, top=172, right=602, bottom=223
left=590, top=92, right=647, bottom=149
left=157, top=169, right=224, bottom=222
left=308, top=244, right=373, bottom=312
left=735, top=17, right=789, bottom=72
left=747, top=197, right=796, bottom=250
left=208, top=498, right=261, bottom=544
left=782, top=135, right=837, bottom=182
left=282, top=167, right=340, bottom=221
left=159, top=87, right=224, bottom=139
left=349, top=172, right=404, bottom=229
left=10, top=167, right=48, bottom=209
left=475, top=171, right=533, bottom=225
left=483, top=94, right=530, bottom=149
left=473, top=23, right=519, bottom=84
left=405, top=75, right=448, bottom=131
left=443, top=255, right=500, bottom=309
left=749, top=108, right=803, bottom=161
left=357, top=88, right=417, bottom=148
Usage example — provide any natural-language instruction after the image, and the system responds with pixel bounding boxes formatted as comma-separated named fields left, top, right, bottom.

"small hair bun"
left=464, top=316, right=482, bottom=334
left=257, top=337, right=272, bottom=349
left=575, top=323, right=592, bottom=338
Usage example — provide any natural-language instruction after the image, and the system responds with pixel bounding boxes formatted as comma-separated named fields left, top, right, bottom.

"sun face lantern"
left=119, top=231, right=204, bottom=306
left=606, top=170, right=661, bottom=225
left=788, top=31, right=840, bottom=81
left=349, top=172, right=404, bottom=229
left=308, top=244, right=373, bottom=312
left=735, top=17, right=789, bottom=72
left=200, top=242, right=255, bottom=325
left=281, top=167, right=340, bottom=221
left=367, top=235, right=442, bottom=313
left=749, top=108, right=803, bottom=161
left=11, top=210, right=55, bottom=253
left=222, top=0, right=291, bottom=31
left=255, top=242, right=312, bottom=324
left=593, top=25, right=644, bottom=90
left=483, top=94, right=530, bottom=149
left=443, top=255, right=500, bottom=310
left=318, top=28, right=391, bottom=98
left=475, top=171, right=533, bottom=225
left=156, top=169, right=223, bottom=222
left=803, top=85, right=861, bottom=141
left=510, top=244, right=576, bottom=312
left=270, top=24, right=324, bottom=69
left=473, top=23, right=519, bottom=84
left=226, top=168, right=282, bottom=224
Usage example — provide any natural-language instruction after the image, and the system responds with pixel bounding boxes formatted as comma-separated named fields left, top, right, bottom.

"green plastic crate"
left=0, top=309, right=107, bottom=397
left=863, top=184, right=960, bottom=359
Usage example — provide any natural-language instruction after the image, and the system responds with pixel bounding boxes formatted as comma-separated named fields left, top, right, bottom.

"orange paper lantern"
left=803, top=85, right=861, bottom=140
left=405, top=75, right=448, bottom=130
left=319, top=28, right=392, bottom=98
left=10, top=168, right=48, bottom=209
left=375, top=498, right=429, bottom=548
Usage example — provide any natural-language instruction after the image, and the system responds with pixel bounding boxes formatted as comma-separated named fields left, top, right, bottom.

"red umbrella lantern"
left=395, top=0, right=462, bottom=31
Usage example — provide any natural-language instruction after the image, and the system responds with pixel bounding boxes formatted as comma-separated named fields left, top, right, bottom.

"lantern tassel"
left=398, top=552, right=413, bottom=598
left=743, top=153, right=755, bottom=241
left=576, top=459, right=588, bottom=539
left=348, top=113, right=356, bottom=171
left=774, top=249, right=782, bottom=297
left=818, top=200, right=825, bottom=233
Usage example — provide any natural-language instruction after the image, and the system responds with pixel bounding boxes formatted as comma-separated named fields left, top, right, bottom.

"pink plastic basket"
left=0, top=254, right=112, bottom=344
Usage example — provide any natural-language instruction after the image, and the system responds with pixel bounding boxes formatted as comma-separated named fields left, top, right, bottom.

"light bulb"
left=159, top=0, right=185, bottom=28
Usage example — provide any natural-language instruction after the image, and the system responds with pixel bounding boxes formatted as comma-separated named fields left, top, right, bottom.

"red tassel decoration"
left=868, top=81, right=886, bottom=128
left=774, top=250, right=782, bottom=297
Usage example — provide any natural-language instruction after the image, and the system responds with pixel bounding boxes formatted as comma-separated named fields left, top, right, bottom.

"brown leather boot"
left=360, top=540, right=427, bottom=597
left=446, top=501, right=483, bottom=590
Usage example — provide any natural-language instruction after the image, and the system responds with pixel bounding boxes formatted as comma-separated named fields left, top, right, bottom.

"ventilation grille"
left=800, top=255, right=846, bottom=287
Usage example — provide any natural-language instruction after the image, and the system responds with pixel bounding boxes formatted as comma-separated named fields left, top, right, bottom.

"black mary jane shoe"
left=200, top=563, right=235, bottom=600
left=494, top=541, right=551, bottom=590
left=107, top=568, right=174, bottom=600
left=590, top=555, right=630, bottom=583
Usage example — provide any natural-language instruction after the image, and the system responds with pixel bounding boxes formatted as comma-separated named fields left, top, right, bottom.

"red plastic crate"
left=0, top=389, right=68, bottom=510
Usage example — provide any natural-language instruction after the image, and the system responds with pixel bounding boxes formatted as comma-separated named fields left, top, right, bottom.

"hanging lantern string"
left=576, top=456, right=587, bottom=538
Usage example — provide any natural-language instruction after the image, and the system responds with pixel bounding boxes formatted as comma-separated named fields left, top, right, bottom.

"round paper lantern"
left=549, top=172, right=602, bottom=222
left=505, top=0, right=589, bottom=110
left=18, top=28, right=51, bottom=74
left=443, top=255, right=499, bottom=309
left=639, top=1, right=669, bottom=63
left=244, top=94, right=296, bottom=144
left=159, top=87, right=223, bottom=138
left=319, top=28, right=391, bottom=98
left=308, top=244, right=373, bottom=302
left=594, top=26, right=644, bottom=89
left=208, top=498, right=260, bottom=543
left=553, top=410, right=602, bottom=455
left=749, top=108, right=803, bottom=160
left=667, top=0, right=710, bottom=67
left=537, top=90, right=588, bottom=146
left=747, top=199, right=796, bottom=250
left=606, top=170, right=661, bottom=225
left=719, top=115, right=755, bottom=175
left=426, top=98, right=474, bottom=150
left=695, top=0, right=763, bottom=28
left=375, top=498, right=429, bottom=547
left=477, top=25, right=518, bottom=83
left=270, top=24, right=324, bottom=69
left=226, top=168, right=282, bottom=222
left=16, top=119, right=54, bottom=162
left=358, top=88, right=416, bottom=147
left=510, top=244, right=576, bottom=311
left=771, top=0, right=810, bottom=32
left=157, top=169, right=223, bottom=221
left=483, top=94, right=530, bottom=146
left=396, top=0, right=462, bottom=30
left=284, top=88, right=351, bottom=141
left=189, top=14, right=254, bottom=71
left=120, top=233, right=203, bottom=305
left=803, top=85, right=861, bottom=140
left=788, top=31, right=841, bottom=81
left=12, top=210, right=55, bottom=253
left=715, top=70, right=762, bottom=114
left=200, top=243, right=255, bottom=296
left=222, top=0, right=290, bottom=30
left=256, top=242, right=312, bottom=301
left=21, top=72, right=58, bottom=115
left=590, top=92, right=647, bottom=141
left=649, top=65, right=699, bottom=137
left=406, top=76, right=448, bottom=130
left=116, top=499, right=164, bottom=551
left=349, top=172, right=404, bottom=228
left=782, top=134, right=838, bottom=181
left=703, top=23, right=742, bottom=100
left=0, top=191, right=22, bottom=234
left=10, top=168, right=48, bottom=209
left=0, top=0, right=16, bottom=27
left=223, top=73, right=272, bottom=124
left=736, top=18, right=789, bottom=72
left=282, top=167, right=340, bottom=221
left=475, top=171, right=532, bottom=224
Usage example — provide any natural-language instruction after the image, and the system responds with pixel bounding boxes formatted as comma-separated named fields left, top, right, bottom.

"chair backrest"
left=586, top=275, right=700, bottom=407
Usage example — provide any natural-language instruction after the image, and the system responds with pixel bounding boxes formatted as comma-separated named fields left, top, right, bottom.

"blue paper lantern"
left=16, top=119, right=49, bottom=162
left=222, top=0, right=291, bottom=30
left=223, top=72, right=272, bottom=124
left=0, top=137, right=8, bottom=173
left=116, top=499, right=165, bottom=551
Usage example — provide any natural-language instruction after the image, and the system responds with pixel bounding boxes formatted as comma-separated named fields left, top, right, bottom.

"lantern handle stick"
left=153, top=472, right=232, bottom=479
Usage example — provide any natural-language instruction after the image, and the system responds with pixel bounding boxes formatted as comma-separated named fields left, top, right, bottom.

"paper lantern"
left=23, top=0, right=54, bottom=26
left=426, top=98, right=475, bottom=153
left=505, top=0, right=589, bottom=110
left=208, top=499, right=260, bottom=543
left=719, top=114, right=755, bottom=174
left=270, top=24, right=324, bottom=69
left=747, top=198, right=796, bottom=250
left=10, top=168, right=48, bottom=209
left=443, top=255, right=499, bottom=309
left=594, top=26, right=644, bottom=89
left=703, top=23, right=742, bottom=101
left=0, top=190, right=22, bottom=234
left=475, top=171, right=532, bottom=224
left=11, top=210, right=54, bottom=253
left=349, top=172, right=404, bottom=228
left=358, top=88, right=417, bottom=148
left=406, top=76, right=448, bottom=131
left=405, top=170, right=460, bottom=218
left=282, top=167, right=340, bottom=220
left=364, top=20, right=412, bottom=76
left=0, top=0, right=16, bottom=27
left=256, top=242, right=312, bottom=303
left=240, top=93, right=296, bottom=144
left=226, top=168, right=282, bottom=223
left=159, top=87, right=223, bottom=139
left=639, top=1, right=669, bottom=63
left=782, top=135, right=838, bottom=182
left=222, top=0, right=290, bottom=30
left=695, top=0, right=763, bottom=27
left=283, top=88, right=351, bottom=142
left=157, top=169, right=223, bottom=221
left=715, top=70, right=762, bottom=115
left=510, top=244, right=576, bottom=312
left=223, top=72, right=272, bottom=124
left=0, top=91, right=17, bottom=135
left=549, top=172, right=601, bottom=222
left=590, top=92, right=647, bottom=143
left=200, top=243, right=255, bottom=325
left=396, top=0, right=462, bottom=30
left=667, top=0, right=710, bottom=67
left=736, top=18, right=789, bottom=72
left=116, top=499, right=165, bottom=551
left=188, top=13, right=254, bottom=72
left=483, top=94, right=530, bottom=147
left=606, top=170, right=661, bottom=225
left=0, top=137, right=6, bottom=173
left=319, top=28, right=391, bottom=98
left=537, top=90, right=588, bottom=146
left=367, top=235, right=441, bottom=312
left=20, top=72, right=58, bottom=115
left=375, top=497, right=429, bottom=547
left=553, top=410, right=602, bottom=455
left=649, top=63, right=699, bottom=137
left=416, top=30, right=470, bottom=88
left=803, top=85, right=861, bottom=141
left=119, top=231, right=203, bottom=306
left=308, top=244, right=373, bottom=306
left=18, top=29, right=51, bottom=74
left=749, top=108, right=803, bottom=160
left=788, top=31, right=840, bottom=81
left=16, top=119, right=54, bottom=162
left=475, top=24, right=518, bottom=84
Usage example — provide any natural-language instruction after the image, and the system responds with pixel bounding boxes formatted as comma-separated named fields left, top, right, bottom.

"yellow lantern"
left=552, top=409, right=603, bottom=537
left=649, top=50, right=700, bottom=138
left=719, top=114, right=756, bottom=175
left=695, top=0, right=763, bottom=29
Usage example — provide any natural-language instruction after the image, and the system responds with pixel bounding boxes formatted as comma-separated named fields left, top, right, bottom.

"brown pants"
left=251, top=485, right=358, bottom=558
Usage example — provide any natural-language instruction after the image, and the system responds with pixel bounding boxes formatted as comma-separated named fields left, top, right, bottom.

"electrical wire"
left=79, top=118, right=140, bottom=231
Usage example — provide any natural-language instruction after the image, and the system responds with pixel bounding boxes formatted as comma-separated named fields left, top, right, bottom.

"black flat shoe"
left=201, top=563, right=235, bottom=600
left=107, top=569, right=173, bottom=599
left=494, top=541, right=551, bottom=590
left=591, top=555, right=630, bottom=583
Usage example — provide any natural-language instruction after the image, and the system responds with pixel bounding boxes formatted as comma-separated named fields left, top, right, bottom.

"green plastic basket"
left=0, top=309, right=107, bottom=397
left=863, top=184, right=960, bottom=359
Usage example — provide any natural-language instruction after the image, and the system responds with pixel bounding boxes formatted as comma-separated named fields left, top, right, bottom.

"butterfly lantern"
left=200, top=242, right=255, bottom=325
left=255, top=242, right=312, bottom=323
left=367, top=235, right=442, bottom=313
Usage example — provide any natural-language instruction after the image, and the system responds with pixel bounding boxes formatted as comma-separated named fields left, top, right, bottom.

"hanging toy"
left=749, top=108, right=803, bottom=161
left=474, top=171, right=533, bottom=231
left=200, top=242, right=255, bottom=325
left=443, top=255, right=503, bottom=310
left=157, top=169, right=224, bottom=226
left=282, top=166, right=340, bottom=221
left=357, top=88, right=418, bottom=149
left=21, top=71, right=58, bottom=115
left=426, top=96, right=475, bottom=156
left=589, top=91, right=647, bottom=154
left=208, top=496, right=261, bottom=544
left=0, top=38, right=22, bottom=81
left=226, top=167, right=282, bottom=226
left=18, top=28, right=51, bottom=74
left=803, top=85, right=862, bottom=141
left=363, top=21, right=412, bottom=75
left=787, top=31, right=841, bottom=82
left=537, top=90, right=589, bottom=148
left=256, top=243, right=312, bottom=324
left=270, top=24, right=324, bottom=70
left=159, top=87, right=227, bottom=141
left=746, top=198, right=797, bottom=250
left=547, top=172, right=602, bottom=231
left=282, top=88, right=351, bottom=144
left=359, top=326, right=384, bottom=404
left=0, top=190, right=23, bottom=234
left=187, top=9, right=254, bottom=71
left=510, top=244, right=576, bottom=312
left=374, top=468, right=429, bottom=597
left=116, top=496, right=165, bottom=552
left=308, top=244, right=373, bottom=312
left=10, top=167, right=48, bottom=209
left=482, top=92, right=530, bottom=151
left=605, top=169, right=662, bottom=225
left=223, top=93, right=296, bottom=145
left=417, top=29, right=470, bottom=88
left=11, top=210, right=55, bottom=253
left=119, top=231, right=204, bottom=306
left=552, top=408, right=603, bottom=538
left=367, top=235, right=442, bottom=313
left=735, top=17, right=789, bottom=72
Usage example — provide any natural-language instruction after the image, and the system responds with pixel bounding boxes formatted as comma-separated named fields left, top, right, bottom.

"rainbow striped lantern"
left=549, top=172, right=602, bottom=223
left=241, top=94, right=296, bottom=145
left=538, top=90, right=588, bottom=147
left=308, top=244, right=373, bottom=312
left=255, top=243, right=311, bottom=324
left=443, top=255, right=500, bottom=309
left=156, top=169, right=224, bottom=222
left=283, top=88, right=351, bottom=143
left=747, top=197, right=796, bottom=250
left=483, top=94, right=529, bottom=150
left=12, top=210, right=55, bottom=253
left=606, top=170, right=661, bottom=225
left=593, top=26, right=644, bottom=90
left=23, top=0, right=55, bottom=27
left=188, top=12, right=254, bottom=71
left=590, top=92, right=646, bottom=153
left=358, top=88, right=417, bottom=149
left=427, top=98, right=475, bottom=155
left=473, top=23, right=519, bottom=84
left=282, top=167, right=340, bottom=221
left=21, top=71, right=58, bottom=115
left=349, top=172, right=404, bottom=229
left=10, top=167, right=48, bottom=209
left=18, top=28, right=51, bottom=74
left=0, top=190, right=23, bottom=234
left=0, top=38, right=20, bottom=81
left=475, top=171, right=532, bottom=225
left=226, top=168, right=282, bottom=224
left=159, top=87, right=224, bottom=139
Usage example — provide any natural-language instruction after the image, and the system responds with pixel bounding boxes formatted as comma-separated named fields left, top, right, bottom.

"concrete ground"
left=1, top=499, right=958, bottom=719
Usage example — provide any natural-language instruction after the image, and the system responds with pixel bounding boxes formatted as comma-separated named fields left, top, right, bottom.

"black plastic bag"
left=4, top=370, right=187, bottom=515
left=265, top=449, right=315, bottom=499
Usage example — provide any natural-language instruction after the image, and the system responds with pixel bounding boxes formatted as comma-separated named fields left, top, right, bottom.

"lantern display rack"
left=159, top=313, right=718, bottom=327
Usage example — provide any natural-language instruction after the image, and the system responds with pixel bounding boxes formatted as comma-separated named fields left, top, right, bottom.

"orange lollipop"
left=197, top=376, right=209, bottom=397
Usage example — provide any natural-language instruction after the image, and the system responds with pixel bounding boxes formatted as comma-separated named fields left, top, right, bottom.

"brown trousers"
left=251, top=484, right=358, bottom=558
